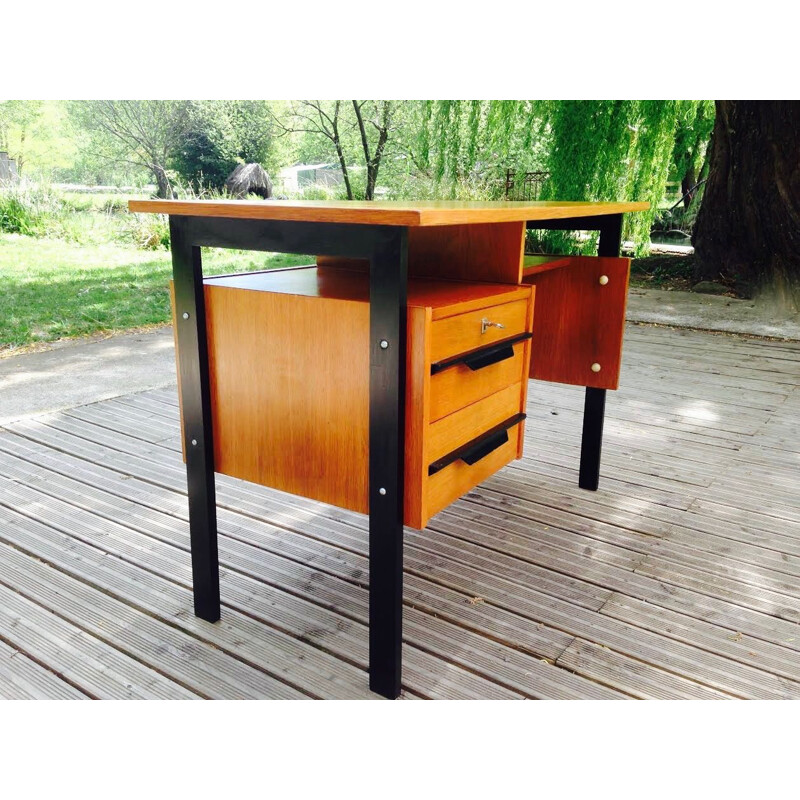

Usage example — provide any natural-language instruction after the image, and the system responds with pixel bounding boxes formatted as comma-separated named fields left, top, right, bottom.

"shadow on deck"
left=1, top=323, right=799, bottom=699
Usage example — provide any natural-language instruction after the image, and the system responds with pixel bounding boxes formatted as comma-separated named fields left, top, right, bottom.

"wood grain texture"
left=2, top=323, right=798, bottom=699
left=205, top=284, right=371, bottom=513
left=191, top=270, right=533, bottom=528
left=522, top=256, right=631, bottom=390
left=128, top=198, right=649, bottom=227
left=428, top=383, right=523, bottom=464
left=430, top=299, right=530, bottom=362
left=205, top=266, right=531, bottom=319
left=408, top=222, right=526, bottom=283
left=403, top=306, right=432, bottom=530
left=430, top=344, right=527, bottom=422
left=427, top=425, right=523, bottom=518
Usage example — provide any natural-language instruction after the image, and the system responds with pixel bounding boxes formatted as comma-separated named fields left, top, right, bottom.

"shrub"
left=124, top=213, right=171, bottom=250
left=0, top=184, right=64, bottom=235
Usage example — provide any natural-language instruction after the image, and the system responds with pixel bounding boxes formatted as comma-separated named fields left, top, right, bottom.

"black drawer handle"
left=428, top=413, right=526, bottom=476
left=461, top=428, right=509, bottom=465
left=430, top=332, right=532, bottom=375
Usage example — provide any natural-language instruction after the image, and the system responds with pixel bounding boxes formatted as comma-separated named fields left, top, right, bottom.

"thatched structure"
left=225, top=163, right=273, bottom=199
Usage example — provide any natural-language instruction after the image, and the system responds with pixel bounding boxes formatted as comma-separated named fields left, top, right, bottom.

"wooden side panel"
left=403, top=306, right=432, bottom=530
left=408, top=222, right=525, bottom=284
left=517, top=286, right=536, bottom=457
left=315, top=255, right=369, bottom=272
left=522, top=256, right=630, bottom=390
left=204, top=284, right=371, bottom=514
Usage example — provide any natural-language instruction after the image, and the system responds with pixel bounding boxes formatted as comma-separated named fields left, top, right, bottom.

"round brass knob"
left=591, top=363, right=602, bottom=373
left=599, top=275, right=609, bottom=285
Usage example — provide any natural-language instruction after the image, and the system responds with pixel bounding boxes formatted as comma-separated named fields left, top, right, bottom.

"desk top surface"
left=128, top=199, right=649, bottom=227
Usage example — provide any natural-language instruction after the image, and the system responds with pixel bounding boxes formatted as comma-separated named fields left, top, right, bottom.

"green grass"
left=0, top=233, right=311, bottom=351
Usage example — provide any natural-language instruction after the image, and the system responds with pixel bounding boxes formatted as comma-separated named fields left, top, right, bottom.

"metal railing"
left=504, top=169, right=549, bottom=201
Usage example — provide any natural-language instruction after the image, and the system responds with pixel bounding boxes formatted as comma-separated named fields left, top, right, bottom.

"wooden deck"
left=1, top=322, right=799, bottom=699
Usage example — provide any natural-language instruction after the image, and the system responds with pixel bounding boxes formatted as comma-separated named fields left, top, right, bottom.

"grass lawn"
left=0, top=233, right=310, bottom=352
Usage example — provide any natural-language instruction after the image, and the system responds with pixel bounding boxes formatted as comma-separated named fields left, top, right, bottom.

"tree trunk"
left=692, top=101, right=800, bottom=308
left=152, top=164, right=173, bottom=199
left=681, top=165, right=696, bottom=210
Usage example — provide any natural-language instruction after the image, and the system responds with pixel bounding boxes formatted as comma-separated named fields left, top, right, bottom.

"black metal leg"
left=169, top=217, right=220, bottom=622
left=171, top=216, right=410, bottom=693
left=576, top=213, right=623, bottom=491
left=368, top=229, right=408, bottom=699
left=578, top=387, right=606, bottom=490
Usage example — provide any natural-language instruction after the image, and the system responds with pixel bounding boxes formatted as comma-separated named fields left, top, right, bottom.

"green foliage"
left=537, top=101, right=682, bottom=255
left=124, top=213, right=171, bottom=250
left=0, top=184, right=64, bottom=235
left=172, top=101, right=282, bottom=190
left=414, top=100, right=714, bottom=254
left=672, top=100, right=715, bottom=185
left=410, top=100, right=550, bottom=194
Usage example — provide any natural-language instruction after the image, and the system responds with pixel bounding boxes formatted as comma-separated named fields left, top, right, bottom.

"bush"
left=0, top=184, right=64, bottom=235
left=123, top=213, right=171, bottom=250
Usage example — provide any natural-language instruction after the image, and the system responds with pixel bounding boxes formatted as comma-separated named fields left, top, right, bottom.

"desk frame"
left=168, top=211, right=622, bottom=699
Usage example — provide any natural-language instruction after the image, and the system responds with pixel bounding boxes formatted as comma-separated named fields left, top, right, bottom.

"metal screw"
left=378, top=487, right=387, bottom=496
left=191, top=438, right=198, bottom=446
left=591, top=363, right=602, bottom=373
left=182, top=312, right=190, bottom=320
left=379, top=340, right=389, bottom=349
left=599, top=275, right=609, bottom=285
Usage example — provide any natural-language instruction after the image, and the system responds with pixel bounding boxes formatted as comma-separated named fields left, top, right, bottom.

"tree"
left=693, top=101, right=800, bottom=307
left=173, top=101, right=283, bottom=190
left=277, top=101, right=354, bottom=198
left=0, top=101, right=44, bottom=174
left=70, top=101, right=192, bottom=198
left=671, top=101, right=714, bottom=211
left=277, top=100, right=401, bottom=200
left=353, top=100, right=392, bottom=201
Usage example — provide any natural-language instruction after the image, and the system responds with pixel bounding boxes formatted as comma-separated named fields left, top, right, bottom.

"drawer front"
left=430, top=299, right=529, bottom=363
left=429, top=339, right=528, bottom=422
left=426, top=422, right=522, bottom=521
left=428, top=382, right=522, bottom=465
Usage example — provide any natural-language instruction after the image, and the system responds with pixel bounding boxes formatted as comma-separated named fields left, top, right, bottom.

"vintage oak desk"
left=128, top=199, right=648, bottom=698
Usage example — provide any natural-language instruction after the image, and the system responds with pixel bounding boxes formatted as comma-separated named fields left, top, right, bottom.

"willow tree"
left=540, top=100, right=684, bottom=254
left=693, top=101, right=800, bottom=308
left=412, top=100, right=705, bottom=254
left=411, top=100, right=549, bottom=192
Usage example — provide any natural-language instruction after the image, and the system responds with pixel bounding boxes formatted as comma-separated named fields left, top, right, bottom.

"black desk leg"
left=368, top=228, right=408, bottom=699
left=578, top=387, right=606, bottom=490
left=578, top=213, right=623, bottom=491
left=169, top=217, right=220, bottom=622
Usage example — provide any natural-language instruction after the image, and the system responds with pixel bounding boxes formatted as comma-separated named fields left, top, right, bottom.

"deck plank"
left=1, top=321, right=798, bottom=699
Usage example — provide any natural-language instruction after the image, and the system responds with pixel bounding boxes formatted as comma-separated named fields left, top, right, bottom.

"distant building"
left=277, top=163, right=348, bottom=194
left=0, top=151, right=19, bottom=183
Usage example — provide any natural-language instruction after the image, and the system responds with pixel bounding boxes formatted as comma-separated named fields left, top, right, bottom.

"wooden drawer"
left=426, top=420, right=523, bottom=520
left=428, top=382, right=522, bottom=464
left=430, top=299, right=529, bottom=362
left=429, top=336, right=529, bottom=422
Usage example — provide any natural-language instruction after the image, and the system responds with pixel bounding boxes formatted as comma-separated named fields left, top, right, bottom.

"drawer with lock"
left=171, top=266, right=534, bottom=530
